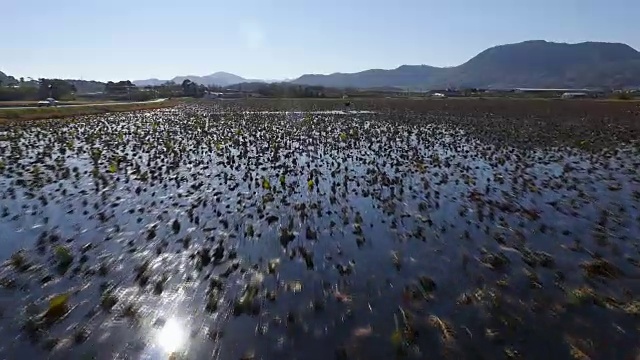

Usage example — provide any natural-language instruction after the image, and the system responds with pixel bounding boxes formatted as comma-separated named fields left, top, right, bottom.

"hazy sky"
left=3, top=0, right=639, bottom=81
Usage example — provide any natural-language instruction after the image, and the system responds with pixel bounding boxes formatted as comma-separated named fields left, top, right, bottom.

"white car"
left=37, top=98, right=58, bottom=107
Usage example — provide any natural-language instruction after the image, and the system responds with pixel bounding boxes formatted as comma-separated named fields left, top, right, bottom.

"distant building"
left=204, top=91, right=223, bottom=99
left=515, top=88, right=592, bottom=93
left=428, top=89, right=461, bottom=97
left=561, top=92, right=589, bottom=99
left=511, top=88, right=605, bottom=98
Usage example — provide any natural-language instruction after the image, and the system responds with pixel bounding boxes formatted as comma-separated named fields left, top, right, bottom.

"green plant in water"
left=108, top=162, right=117, bottom=173
left=91, top=148, right=102, bottom=162
left=46, top=293, right=70, bottom=320
left=54, top=245, right=73, bottom=267
left=262, top=178, right=271, bottom=190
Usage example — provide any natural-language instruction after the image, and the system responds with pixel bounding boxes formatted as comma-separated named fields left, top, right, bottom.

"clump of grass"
left=10, top=250, right=31, bottom=272
left=580, top=259, right=622, bottom=279
left=481, top=251, right=510, bottom=270
left=44, top=293, right=70, bottom=321
left=233, top=283, right=260, bottom=316
left=566, top=286, right=595, bottom=306
left=54, top=245, right=73, bottom=269
left=100, top=292, right=118, bottom=311
left=621, top=301, right=640, bottom=315
left=428, top=315, right=456, bottom=344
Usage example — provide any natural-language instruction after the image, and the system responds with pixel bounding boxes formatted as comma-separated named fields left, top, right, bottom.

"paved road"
left=0, top=98, right=167, bottom=111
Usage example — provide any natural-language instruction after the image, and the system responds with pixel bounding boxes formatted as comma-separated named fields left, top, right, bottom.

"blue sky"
left=3, top=0, right=639, bottom=81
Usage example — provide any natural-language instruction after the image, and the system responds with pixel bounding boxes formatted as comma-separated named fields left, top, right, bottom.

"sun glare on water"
left=156, top=318, right=187, bottom=353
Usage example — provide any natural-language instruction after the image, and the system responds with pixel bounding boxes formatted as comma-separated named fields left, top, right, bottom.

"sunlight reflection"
left=156, top=318, right=187, bottom=353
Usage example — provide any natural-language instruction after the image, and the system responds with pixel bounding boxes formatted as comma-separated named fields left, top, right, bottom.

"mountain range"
left=291, top=41, right=640, bottom=89
left=133, top=72, right=251, bottom=87
left=5, top=41, right=640, bottom=90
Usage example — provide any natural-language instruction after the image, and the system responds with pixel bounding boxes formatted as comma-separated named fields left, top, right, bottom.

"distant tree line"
left=0, top=86, right=37, bottom=101
left=181, top=80, right=207, bottom=98
left=0, top=78, right=78, bottom=101
left=105, top=80, right=135, bottom=95
left=224, top=82, right=345, bottom=98
left=101, top=80, right=154, bottom=101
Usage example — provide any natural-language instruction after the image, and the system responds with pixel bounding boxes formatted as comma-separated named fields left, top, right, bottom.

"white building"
left=561, top=92, right=589, bottom=99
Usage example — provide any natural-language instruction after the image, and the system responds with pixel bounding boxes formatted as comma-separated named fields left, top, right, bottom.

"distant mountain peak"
left=208, top=71, right=237, bottom=76
left=520, top=39, right=549, bottom=44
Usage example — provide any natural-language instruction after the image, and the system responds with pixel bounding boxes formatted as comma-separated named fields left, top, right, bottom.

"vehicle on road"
left=37, top=98, right=58, bottom=107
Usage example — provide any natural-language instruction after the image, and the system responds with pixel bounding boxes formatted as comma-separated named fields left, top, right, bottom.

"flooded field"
left=0, top=99, right=639, bottom=359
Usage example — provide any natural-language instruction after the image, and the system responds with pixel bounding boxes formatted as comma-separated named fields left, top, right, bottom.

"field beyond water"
left=0, top=99, right=177, bottom=122
left=0, top=99, right=639, bottom=359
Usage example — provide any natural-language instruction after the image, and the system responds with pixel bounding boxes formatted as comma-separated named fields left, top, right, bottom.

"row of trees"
left=2, top=77, right=374, bottom=102
left=0, top=77, right=27, bottom=88
left=105, top=80, right=135, bottom=95
left=100, top=80, right=342, bottom=100
left=130, top=80, right=346, bottom=99
left=224, top=82, right=344, bottom=98
left=102, top=80, right=156, bottom=101
left=0, top=78, right=184, bottom=102
left=0, top=86, right=38, bottom=101
left=181, top=80, right=207, bottom=98
left=0, top=79, right=77, bottom=101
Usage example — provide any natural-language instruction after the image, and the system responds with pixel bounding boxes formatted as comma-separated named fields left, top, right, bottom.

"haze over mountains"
left=5, top=41, right=640, bottom=90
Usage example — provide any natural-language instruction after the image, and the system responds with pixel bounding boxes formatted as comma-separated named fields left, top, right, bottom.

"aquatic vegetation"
left=54, top=245, right=73, bottom=269
left=0, top=99, right=638, bottom=359
left=45, top=293, right=70, bottom=321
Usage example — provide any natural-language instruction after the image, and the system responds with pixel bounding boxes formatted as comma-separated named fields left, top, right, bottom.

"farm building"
left=203, top=91, right=223, bottom=99
left=561, top=92, right=589, bottom=99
